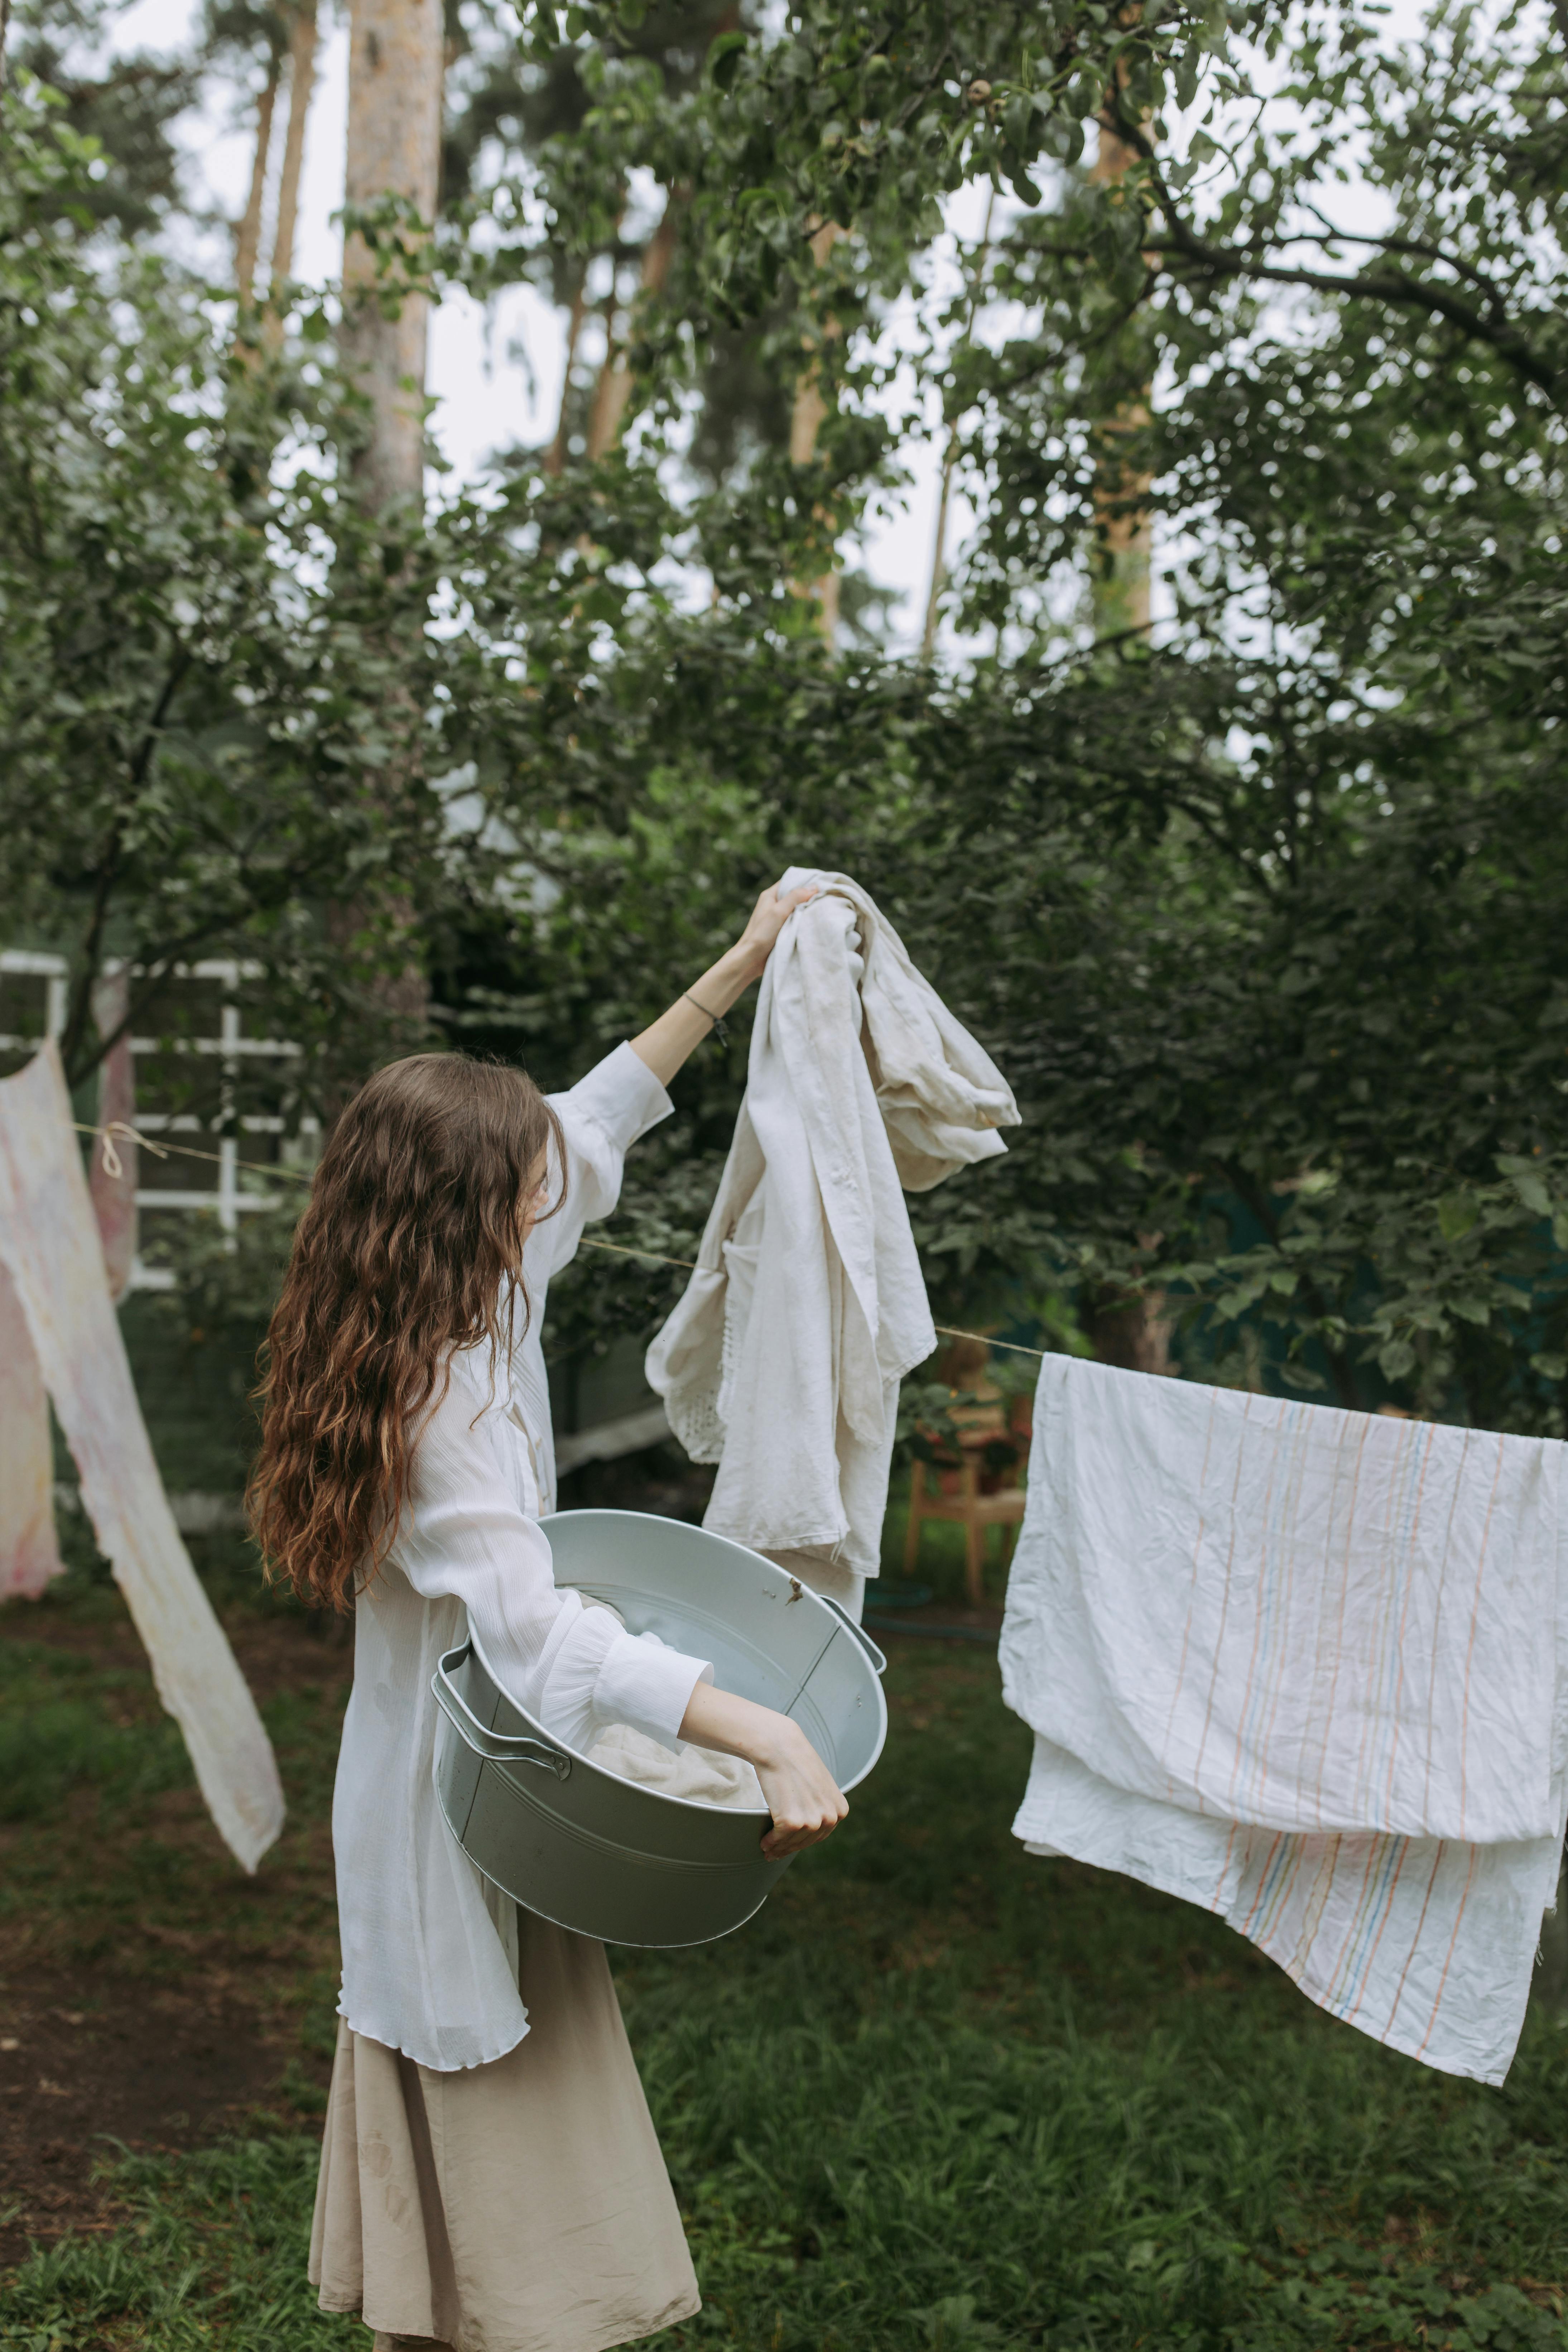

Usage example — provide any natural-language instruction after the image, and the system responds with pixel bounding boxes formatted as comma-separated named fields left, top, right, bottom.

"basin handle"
left=814, top=1592, right=887, bottom=1676
left=432, top=1644, right=573, bottom=1780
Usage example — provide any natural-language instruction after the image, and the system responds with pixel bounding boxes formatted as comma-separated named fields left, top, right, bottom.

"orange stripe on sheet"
left=1164, top=1389, right=1221, bottom=1797
left=1457, top=1441, right=1507, bottom=1841
left=1416, top=1844, right=1480, bottom=2061
left=1226, top=1399, right=1291, bottom=1815
left=1320, top=1834, right=1390, bottom=2014
left=1347, top=1836, right=1413, bottom=2025
left=1238, top=1831, right=1286, bottom=1938
left=1384, top=1841, right=1449, bottom=2045
left=1422, top=1433, right=1473, bottom=1826
left=1382, top=1428, right=1437, bottom=1824
left=1307, top=1411, right=1373, bottom=1830
left=1192, top=1394, right=1257, bottom=1806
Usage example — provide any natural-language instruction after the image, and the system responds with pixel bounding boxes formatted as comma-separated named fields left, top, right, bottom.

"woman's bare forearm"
left=629, top=945, right=756, bottom=1089
left=629, top=883, right=818, bottom=1088
left=679, top=1679, right=795, bottom=1767
left=679, top=1679, right=847, bottom=1858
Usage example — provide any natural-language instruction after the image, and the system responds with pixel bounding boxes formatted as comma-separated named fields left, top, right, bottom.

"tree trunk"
left=585, top=194, right=680, bottom=462
left=235, top=67, right=281, bottom=308
left=582, top=286, right=622, bottom=463
left=921, top=191, right=995, bottom=662
left=545, top=270, right=590, bottom=475
left=1089, top=103, right=1152, bottom=636
left=88, top=966, right=137, bottom=1302
left=1084, top=80, right=1164, bottom=1374
left=788, top=218, right=845, bottom=645
left=340, top=0, right=444, bottom=511
left=1084, top=1287, right=1173, bottom=1376
left=263, top=0, right=319, bottom=351
left=331, top=0, right=444, bottom=1053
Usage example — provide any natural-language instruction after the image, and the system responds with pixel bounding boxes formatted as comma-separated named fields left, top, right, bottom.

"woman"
left=249, top=885, right=845, bottom=2352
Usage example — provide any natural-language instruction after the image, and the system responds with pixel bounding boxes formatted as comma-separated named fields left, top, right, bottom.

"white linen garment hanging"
left=332, top=1044, right=715, bottom=2072
left=1000, top=1353, right=1568, bottom=2084
left=646, top=868, right=1019, bottom=1606
left=1, top=977, right=135, bottom=1601
left=0, top=1042, right=284, bottom=1870
left=0, top=1264, right=64, bottom=1600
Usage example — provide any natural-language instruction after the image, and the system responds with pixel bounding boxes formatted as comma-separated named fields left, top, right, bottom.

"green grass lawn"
left=4, top=1525, right=1568, bottom=2352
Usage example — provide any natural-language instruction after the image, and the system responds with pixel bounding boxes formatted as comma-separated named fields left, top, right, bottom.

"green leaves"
left=0, top=83, right=451, bottom=1108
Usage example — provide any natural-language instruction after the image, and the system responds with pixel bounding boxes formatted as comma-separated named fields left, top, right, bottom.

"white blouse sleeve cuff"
left=555, top=1041, right=673, bottom=1157
left=535, top=1602, right=711, bottom=1756
left=593, top=1625, right=713, bottom=1752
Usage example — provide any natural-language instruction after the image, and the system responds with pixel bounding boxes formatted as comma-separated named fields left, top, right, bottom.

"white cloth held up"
left=1000, top=1353, right=1568, bottom=2084
left=647, top=868, right=1019, bottom=1590
left=0, top=1042, right=284, bottom=1870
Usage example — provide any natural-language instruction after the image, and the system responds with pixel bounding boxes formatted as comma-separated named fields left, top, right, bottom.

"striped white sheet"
left=1001, top=1355, right=1568, bottom=2083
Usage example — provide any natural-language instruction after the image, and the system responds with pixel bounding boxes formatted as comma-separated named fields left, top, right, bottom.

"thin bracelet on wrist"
left=683, top=991, right=729, bottom=1045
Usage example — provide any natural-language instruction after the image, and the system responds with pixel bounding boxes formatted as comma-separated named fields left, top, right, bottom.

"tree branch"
left=1102, top=96, right=1566, bottom=407
left=57, top=654, right=192, bottom=1077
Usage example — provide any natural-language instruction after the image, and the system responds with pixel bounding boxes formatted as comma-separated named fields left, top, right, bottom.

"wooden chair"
left=903, top=1391, right=1031, bottom=1607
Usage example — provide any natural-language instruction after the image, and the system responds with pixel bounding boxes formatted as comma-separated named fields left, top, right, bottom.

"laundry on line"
left=68, top=1120, right=1050, bottom=1362
left=999, top=1350, right=1568, bottom=2086
left=3, top=1045, right=285, bottom=1872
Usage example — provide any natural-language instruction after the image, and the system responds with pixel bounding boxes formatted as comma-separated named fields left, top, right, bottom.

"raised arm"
left=629, top=882, right=818, bottom=1089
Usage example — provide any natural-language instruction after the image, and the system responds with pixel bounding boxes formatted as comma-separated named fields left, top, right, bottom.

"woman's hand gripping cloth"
left=646, top=868, right=1019, bottom=1595
left=1000, top=1353, right=1568, bottom=2084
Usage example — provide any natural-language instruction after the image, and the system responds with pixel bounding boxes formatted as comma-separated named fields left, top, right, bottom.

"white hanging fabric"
left=0, top=1042, right=284, bottom=1872
left=1000, top=1352, right=1568, bottom=2084
left=1, top=972, right=137, bottom=1597
left=0, top=1264, right=64, bottom=1600
left=647, top=867, right=1019, bottom=1601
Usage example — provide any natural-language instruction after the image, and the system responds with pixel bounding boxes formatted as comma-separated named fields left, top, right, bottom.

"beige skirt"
left=309, top=1909, right=701, bottom=2352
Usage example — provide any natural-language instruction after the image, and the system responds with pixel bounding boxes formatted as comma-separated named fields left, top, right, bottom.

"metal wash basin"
left=432, top=1509, right=887, bottom=1948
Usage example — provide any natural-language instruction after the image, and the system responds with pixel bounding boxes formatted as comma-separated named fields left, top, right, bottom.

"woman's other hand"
left=727, top=881, right=819, bottom=985
left=677, top=1680, right=847, bottom=1856
left=751, top=1717, right=848, bottom=1857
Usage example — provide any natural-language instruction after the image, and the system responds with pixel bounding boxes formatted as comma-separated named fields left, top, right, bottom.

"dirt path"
left=0, top=1605, right=353, bottom=2266
left=0, top=1969, right=306, bottom=2262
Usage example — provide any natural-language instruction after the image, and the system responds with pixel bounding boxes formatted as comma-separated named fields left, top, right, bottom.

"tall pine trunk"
left=331, top=0, right=445, bottom=1044
left=585, top=194, right=680, bottom=461
left=235, top=67, right=281, bottom=308
left=788, top=219, right=844, bottom=644
left=1084, top=81, right=1166, bottom=1374
left=263, top=0, right=319, bottom=350
left=340, top=0, right=444, bottom=511
left=1088, top=99, right=1152, bottom=638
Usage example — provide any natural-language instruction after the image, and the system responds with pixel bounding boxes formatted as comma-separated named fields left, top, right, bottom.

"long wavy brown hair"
left=248, top=1054, right=564, bottom=1611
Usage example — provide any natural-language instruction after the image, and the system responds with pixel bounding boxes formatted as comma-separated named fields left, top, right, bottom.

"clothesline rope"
left=72, top=1120, right=1048, bottom=1362
left=570, top=1235, right=1048, bottom=1361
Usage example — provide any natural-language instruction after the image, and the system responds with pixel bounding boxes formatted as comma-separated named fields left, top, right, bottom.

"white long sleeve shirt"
left=332, top=1044, right=713, bottom=2071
